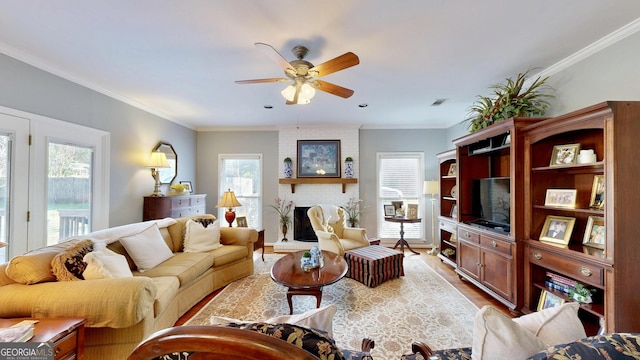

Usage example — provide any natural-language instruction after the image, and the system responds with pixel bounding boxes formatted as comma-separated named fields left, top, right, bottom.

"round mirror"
left=152, top=142, right=177, bottom=184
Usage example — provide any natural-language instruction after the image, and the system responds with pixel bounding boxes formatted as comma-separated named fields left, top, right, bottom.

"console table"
left=143, top=194, right=206, bottom=220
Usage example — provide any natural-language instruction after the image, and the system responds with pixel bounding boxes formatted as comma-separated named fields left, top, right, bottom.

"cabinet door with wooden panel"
left=143, top=194, right=206, bottom=221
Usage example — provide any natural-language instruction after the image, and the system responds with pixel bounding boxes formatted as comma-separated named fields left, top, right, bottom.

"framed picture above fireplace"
left=297, top=140, right=341, bottom=178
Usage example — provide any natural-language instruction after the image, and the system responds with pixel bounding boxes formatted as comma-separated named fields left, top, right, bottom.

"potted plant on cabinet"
left=283, top=157, right=293, bottom=178
left=344, top=157, right=354, bottom=178
left=464, top=70, right=554, bottom=132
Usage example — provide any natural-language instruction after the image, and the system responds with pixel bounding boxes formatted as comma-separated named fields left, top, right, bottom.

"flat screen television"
left=471, top=177, right=511, bottom=233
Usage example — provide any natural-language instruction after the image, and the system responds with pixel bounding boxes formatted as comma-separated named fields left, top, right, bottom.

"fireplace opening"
left=294, top=207, right=317, bottom=242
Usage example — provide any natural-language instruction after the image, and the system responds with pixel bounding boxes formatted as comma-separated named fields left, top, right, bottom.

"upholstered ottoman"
left=344, top=246, right=404, bottom=287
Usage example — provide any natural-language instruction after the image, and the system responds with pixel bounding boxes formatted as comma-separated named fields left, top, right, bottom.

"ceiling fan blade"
left=312, top=80, right=355, bottom=98
left=235, top=78, right=289, bottom=84
left=309, top=52, right=359, bottom=78
left=255, top=42, right=295, bottom=73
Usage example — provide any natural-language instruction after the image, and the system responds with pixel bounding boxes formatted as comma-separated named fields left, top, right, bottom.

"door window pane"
left=47, top=142, right=93, bottom=244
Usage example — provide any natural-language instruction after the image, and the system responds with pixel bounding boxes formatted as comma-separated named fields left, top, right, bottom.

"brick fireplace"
left=273, top=126, right=360, bottom=251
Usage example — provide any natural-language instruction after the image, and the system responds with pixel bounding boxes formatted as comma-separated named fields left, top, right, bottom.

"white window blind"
left=377, top=152, right=424, bottom=239
left=218, top=154, right=262, bottom=228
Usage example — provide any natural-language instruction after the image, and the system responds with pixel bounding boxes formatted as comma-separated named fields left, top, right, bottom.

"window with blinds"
left=377, top=152, right=424, bottom=239
left=218, top=154, right=262, bottom=228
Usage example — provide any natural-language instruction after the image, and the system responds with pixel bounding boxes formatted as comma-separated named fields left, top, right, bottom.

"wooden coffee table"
left=270, top=250, right=348, bottom=314
left=0, top=317, right=85, bottom=359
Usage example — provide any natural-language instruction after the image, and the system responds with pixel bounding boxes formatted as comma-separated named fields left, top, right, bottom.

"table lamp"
left=216, top=189, right=242, bottom=227
left=424, top=180, right=439, bottom=255
left=147, top=151, right=170, bottom=197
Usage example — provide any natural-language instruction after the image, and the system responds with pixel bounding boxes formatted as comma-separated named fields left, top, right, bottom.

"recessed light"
left=264, top=105, right=273, bottom=109
left=431, top=98, right=448, bottom=106
left=358, top=103, right=368, bottom=108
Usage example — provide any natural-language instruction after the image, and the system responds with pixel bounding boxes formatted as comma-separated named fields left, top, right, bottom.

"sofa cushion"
left=149, top=276, right=180, bottom=317
left=225, top=322, right=345, bottom=360
left=5, top=239, right=89, bottom=284
left=82, top=245, right=133, bottom=279
left=184, top=219, right=222, bottom=253
left=119, top=223, right=174, bottom=272
left=472, top=305, right=547, bottom=360
left=208, top=245, right=248, bottom=267
left=209, top=304, right=338, bottom=337
left=134, top=252, right=212, bottom=287
left=513, top=302, right=586, bottom=346
left=51, top=239, right=94, bottom=281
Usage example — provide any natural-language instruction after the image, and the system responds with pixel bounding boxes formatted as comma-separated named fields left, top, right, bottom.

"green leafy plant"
left=341, top=197, right=364, bottom=227
left=283, top=157, right=292, bottom=162
left=302, top=251, right=311, bottom=258
left=465, top=71, right=554, bottom=132
left=267, top=197, right=294, bottom=226
left=569, top=282, right=596, bottom=303
left=345, top=156, right=353, bottom=162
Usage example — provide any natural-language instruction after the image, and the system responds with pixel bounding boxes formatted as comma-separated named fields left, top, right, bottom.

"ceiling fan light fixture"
left=281, top=83, right=315, bottom=104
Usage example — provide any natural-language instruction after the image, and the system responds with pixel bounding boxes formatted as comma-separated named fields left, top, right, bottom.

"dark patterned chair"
left=128, top=323, right=374, bottom=360
left=401, top=333, right=640, bottom=360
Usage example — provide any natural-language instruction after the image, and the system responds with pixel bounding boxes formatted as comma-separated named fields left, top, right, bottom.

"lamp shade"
left=147, top=151, right=169, bottom=168
left=424, top=180, right=439, bottom=195
left=216, top=189, right=242, bottom=208
left=281, top=83, right=315, bottom=104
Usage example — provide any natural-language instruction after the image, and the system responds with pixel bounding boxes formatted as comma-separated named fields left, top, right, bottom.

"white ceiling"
left=1, top=1, right=640, bottom=130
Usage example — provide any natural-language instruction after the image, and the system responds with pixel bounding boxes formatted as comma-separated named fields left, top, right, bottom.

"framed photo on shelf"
left=384, top=205, right=396, bottom=217
left=407, top=204, right=418, bottom=219
left=583, top=216, right=605, bottom=249
left=235, top=216, right=247, bottom=227
left=589, top=175, right=605, bottom=210
left=544, top=189, right=577, bottom=208
left=537, top=290, right=566, bottom=311
left=550, top=143, right=581, bottom=166
left=447, top=163, right=457, bottom=176
left=296, top=140, right=341, bottom=178
left=179, top=181, right=193, bottom=193
left=539, top=215, right=576, bottom=245
left=450, top=204, right=458, bottom=220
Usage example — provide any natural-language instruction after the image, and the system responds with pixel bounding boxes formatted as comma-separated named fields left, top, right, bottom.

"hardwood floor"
left=176, top=246, right=513, bottom=326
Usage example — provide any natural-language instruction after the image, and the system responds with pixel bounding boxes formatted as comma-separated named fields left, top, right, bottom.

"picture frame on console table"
left=236, top=216, right=247, bottom=227
left=384, top=205, right=396, bottom=217
left=180, top=181, right=193, bottom=193
left=297, top=140, right=340, bottom=177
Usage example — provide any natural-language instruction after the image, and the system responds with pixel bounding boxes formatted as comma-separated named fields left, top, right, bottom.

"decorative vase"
left=344, top=160, right=354, bottom=178
left=283, top=161, right=293, bottom=178
left=281, top=223, right=288, bottom=242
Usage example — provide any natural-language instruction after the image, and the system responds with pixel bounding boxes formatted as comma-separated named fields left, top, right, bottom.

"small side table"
left=0, top=317, right=86, bottom=360
left=253, top=229, right=265, bottom=261
left=384, top=217, right=421, bottom=255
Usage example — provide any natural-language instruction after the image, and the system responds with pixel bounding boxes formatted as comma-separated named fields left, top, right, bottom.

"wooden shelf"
left=278, top=178, right=357, bottom=193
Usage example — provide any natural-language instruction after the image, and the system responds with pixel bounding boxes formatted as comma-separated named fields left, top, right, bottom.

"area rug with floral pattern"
left=185, top=253, right=478, bottom=359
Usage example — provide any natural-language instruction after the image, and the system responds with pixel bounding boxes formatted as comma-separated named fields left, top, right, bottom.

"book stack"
left=0, top=324, right=34, bottom=342
left=545, top=272, right=576, bottom=295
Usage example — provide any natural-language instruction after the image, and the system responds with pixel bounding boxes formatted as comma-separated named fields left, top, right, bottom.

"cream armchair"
left=307, top=205, right=369, bottom=255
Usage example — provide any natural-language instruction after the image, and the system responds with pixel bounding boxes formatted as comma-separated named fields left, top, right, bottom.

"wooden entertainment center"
left=443, top=101, right=640, bottom=333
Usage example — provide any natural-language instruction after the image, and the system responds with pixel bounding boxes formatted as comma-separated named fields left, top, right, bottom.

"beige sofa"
left=0, top=214, right=257, bottom=360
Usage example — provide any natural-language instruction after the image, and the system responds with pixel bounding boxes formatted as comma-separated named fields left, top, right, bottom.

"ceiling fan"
left=235, top=43, right=360, bottom=105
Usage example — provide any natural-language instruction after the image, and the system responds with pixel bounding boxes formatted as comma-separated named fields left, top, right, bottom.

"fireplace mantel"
left=278, top=178, right=357, bottom=193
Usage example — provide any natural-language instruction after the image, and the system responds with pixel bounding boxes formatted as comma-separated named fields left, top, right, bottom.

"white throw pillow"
left=184, top=219, right=222, bottom=253
left=82, top=243, right=133, bottom=279
left=119, top=223, right=173, bottom=272
left=513, top=302, right=586, bottom=346
left=209, top=305, right=338, bottom=337
left=472, top=305, right=547, bottom=360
